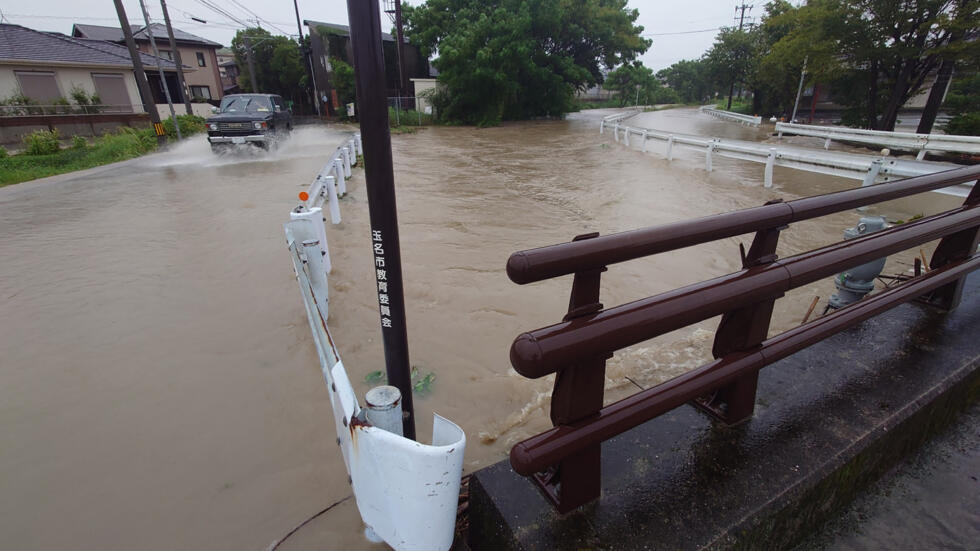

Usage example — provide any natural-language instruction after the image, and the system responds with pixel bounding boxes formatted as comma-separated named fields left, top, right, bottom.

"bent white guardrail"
left=700, top=105, right=762, bottom=127
left=283, top=133, right=466, bottom=551
left=775, top=122, right=980, bottom=160
left=599, top=108, right=642, bottom=135
left=604, top=117, right=974, bottom=198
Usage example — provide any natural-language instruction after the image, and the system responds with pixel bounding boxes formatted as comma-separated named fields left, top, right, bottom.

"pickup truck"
left=206, top=93, right=292, bottom=152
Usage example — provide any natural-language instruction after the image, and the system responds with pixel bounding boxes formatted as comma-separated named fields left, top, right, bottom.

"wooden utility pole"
left=243, top=35, right=259, bottom=92
left=727, top=3, right=752, bottom=110
left=160, top=0, right=193, bottom=115
left=137, top=0, right=181, bottom=140
left=111, top=0, right=166, bottom=145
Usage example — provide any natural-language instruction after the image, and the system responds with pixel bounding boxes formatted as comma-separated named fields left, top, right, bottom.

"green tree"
left=605, top=62, right=678, bottom=106
left=656, top=60, right=714, bottom=104
left=404, top=0, right=650, bottom=126
left=231, top=28, right=308, bottom=106
left=943, top=71, right=980, bottom=135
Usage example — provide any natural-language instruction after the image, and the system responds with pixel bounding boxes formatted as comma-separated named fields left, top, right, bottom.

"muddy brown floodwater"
left=0, top=108, right=962, bottom=550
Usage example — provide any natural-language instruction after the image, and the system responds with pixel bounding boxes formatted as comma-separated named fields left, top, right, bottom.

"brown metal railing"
left=506, top=165, right=980, bottom=513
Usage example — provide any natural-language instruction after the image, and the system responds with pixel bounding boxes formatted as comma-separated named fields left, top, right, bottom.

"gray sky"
left=3, top=0, right=750, bottom=72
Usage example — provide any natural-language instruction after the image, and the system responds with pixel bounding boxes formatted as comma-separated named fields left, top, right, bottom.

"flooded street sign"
left=346, top=0, right=416, bottom=440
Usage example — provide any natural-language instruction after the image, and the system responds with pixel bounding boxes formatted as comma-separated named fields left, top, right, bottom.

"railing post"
left=924, top=182, right=980, bottom=310
left=335, top=159, right=347, bottom=195
left=667, top=134, right=674, bottom=161
left=614, top=123, right=619, bottom=142
left=641, top=130, right=648, bottom=152
left=624, top=127, right=630, bottom=146
left=764, top=148, right=776, bottom=188
left=530, top=232, right=608, bottom=513
left=706, top=139, right=716, bottom=172
left=824, top=137, right=832, bottom=149
left=862, top=159, right=883, bottom=188
left=325, top=175, right=341, bottom=224
left=599, top=119, right=605, bottom=134
left=691, top=200, right=786, bottom=425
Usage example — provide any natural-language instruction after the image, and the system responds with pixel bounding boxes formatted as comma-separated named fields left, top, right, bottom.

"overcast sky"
left=4, top=0, right=756, bottom=72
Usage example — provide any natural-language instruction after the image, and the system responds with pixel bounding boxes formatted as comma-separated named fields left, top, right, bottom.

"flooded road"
left=0, top=109, right=963, bottom=549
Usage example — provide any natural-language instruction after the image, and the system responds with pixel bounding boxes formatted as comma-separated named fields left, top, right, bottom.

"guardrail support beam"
left=531, top=232, right=608, bottom=513
left=925, top=182, right=980, bottom=310
left=692, top=211, right=784, bottom=425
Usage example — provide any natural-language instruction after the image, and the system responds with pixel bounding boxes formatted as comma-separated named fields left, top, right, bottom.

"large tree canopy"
left=404, top=0, right=650, bottom=125
left=231, top=28, right=308, bottom=106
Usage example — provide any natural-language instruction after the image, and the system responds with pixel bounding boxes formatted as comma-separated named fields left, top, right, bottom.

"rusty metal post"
left=528, top=232, right=608, bottom=513
left=347, top=0, right=416, bottom=440
left=926, top=182, right=980, bottom=310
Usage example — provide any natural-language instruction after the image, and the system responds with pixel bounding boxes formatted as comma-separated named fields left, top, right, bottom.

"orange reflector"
left=298, top=191, right=309, bottom=201
left=153, top=123, right=166, bottom=136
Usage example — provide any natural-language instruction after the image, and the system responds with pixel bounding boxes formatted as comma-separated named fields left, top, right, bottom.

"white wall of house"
left=0, top=63, right=143, bottom=112
left=410, top=78, right=437, bottom=114
left=139, top=43, right=223, bottom=100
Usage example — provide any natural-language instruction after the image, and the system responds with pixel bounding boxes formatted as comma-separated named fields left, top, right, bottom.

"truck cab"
left=206, top=94, right=292, bottom=152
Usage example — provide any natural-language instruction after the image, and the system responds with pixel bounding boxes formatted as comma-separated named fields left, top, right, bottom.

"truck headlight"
left=253, top=121, right=266, bottom=130
left=208, top=123, right=218, bottom=131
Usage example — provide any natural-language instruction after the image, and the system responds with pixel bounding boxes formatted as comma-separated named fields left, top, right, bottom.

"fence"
left=605, top=118, right=974, bottom=198
left=503, top=165, right=980, bottom=513
left=775, top=121, right=980, bottom=160
left=699, top=105, right=763, bottom=126
left=282, top=133, right=466, bottom=551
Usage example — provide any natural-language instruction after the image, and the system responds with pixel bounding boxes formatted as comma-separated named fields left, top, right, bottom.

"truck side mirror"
left=210, top=106, right=218, bottom=114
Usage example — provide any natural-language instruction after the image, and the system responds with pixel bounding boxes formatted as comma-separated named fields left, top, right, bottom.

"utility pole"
left=727, top=3, right=752, bottom=110
left=384, top=1, right=409, bottom=99
left=791, top=55, right=808, bottom=123
left=292, top=0, right=321, bottom=115
left=243, top=35, right=259, bottom=92
left=112, top=0, right=166, bottom=146
left=137, top=0, right=181, bottom=140
left=346, top=0, right=417, bottom=440
left=159, top=0, right=193, bottom=115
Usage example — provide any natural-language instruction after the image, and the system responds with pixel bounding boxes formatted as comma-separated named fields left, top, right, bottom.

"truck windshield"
left=219, top=96, right=273, bottom=113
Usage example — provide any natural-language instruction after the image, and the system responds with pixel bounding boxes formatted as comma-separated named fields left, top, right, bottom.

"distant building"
left=303, top=20, right=434, bottom=115
left=71, top=23, right=224, bottom=102
left=215, top=48, right=240, bottom=95
left=0, top=23, right=176, bottom=113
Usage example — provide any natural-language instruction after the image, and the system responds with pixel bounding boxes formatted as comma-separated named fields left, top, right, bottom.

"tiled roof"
left=72, top=23, right=222, bottom=48
left=0, top=24, right=176, bottom=69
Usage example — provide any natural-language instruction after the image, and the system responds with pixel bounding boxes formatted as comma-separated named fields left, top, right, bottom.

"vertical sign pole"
left=346, top=0, right=416, bottom=440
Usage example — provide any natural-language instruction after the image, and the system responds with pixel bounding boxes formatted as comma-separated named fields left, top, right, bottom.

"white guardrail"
left=776, top=122, right=980, bottom=160
left=603, top=116, right=975, bottom=198
left=699, top=105, right=763, bottom=127
left=282, top=133, right=466, bottom=551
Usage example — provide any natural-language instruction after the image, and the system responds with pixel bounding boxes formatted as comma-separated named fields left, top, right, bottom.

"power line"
left=643, top=27, right=723, bottom=36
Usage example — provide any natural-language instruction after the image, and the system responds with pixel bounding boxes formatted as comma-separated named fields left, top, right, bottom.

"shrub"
left=0, top=145, right=7, bottom=159
left=71, top=135, right=87, bottom=149
left=23, top=129, right=61, bottom=155
left=162, top=114, right=207, bottom=139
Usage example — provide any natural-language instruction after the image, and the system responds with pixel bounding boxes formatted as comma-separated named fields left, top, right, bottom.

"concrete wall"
left=0, top=113, right=151, bottom=145
left=0, top=64, right=142, bottom=111
left=155, top=102, right=214, bottom=120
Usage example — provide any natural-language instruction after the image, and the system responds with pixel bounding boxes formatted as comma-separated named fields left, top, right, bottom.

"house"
left=215, top=48, right=241, bottom=95
left=72, top=23, right=223, bottom=102
left=0, top=23, right=176, bottom=113
left=303, top=20, right=433, bottom=115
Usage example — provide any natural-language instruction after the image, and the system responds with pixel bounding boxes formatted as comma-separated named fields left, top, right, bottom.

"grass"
left=0, top=116, right=205, bottom=187
left=716, top=99, right=754, bottom=115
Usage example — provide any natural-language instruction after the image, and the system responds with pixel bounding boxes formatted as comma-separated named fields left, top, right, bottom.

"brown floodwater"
left=0, top=108, right=962, bottom=550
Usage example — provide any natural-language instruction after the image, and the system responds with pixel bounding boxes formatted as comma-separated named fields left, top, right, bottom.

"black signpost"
left=346, top=0, right=416, bottom=440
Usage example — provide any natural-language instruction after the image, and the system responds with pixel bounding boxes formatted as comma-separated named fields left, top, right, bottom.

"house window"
left=91, top=73, right=133, bottom=113
left=190, top=85, right=211, bottom=100
left=196, top=52, right=206, bottom=67
left=159, top=50, right=173, bottom=60
left=14, top=71, right=61, bottom=103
